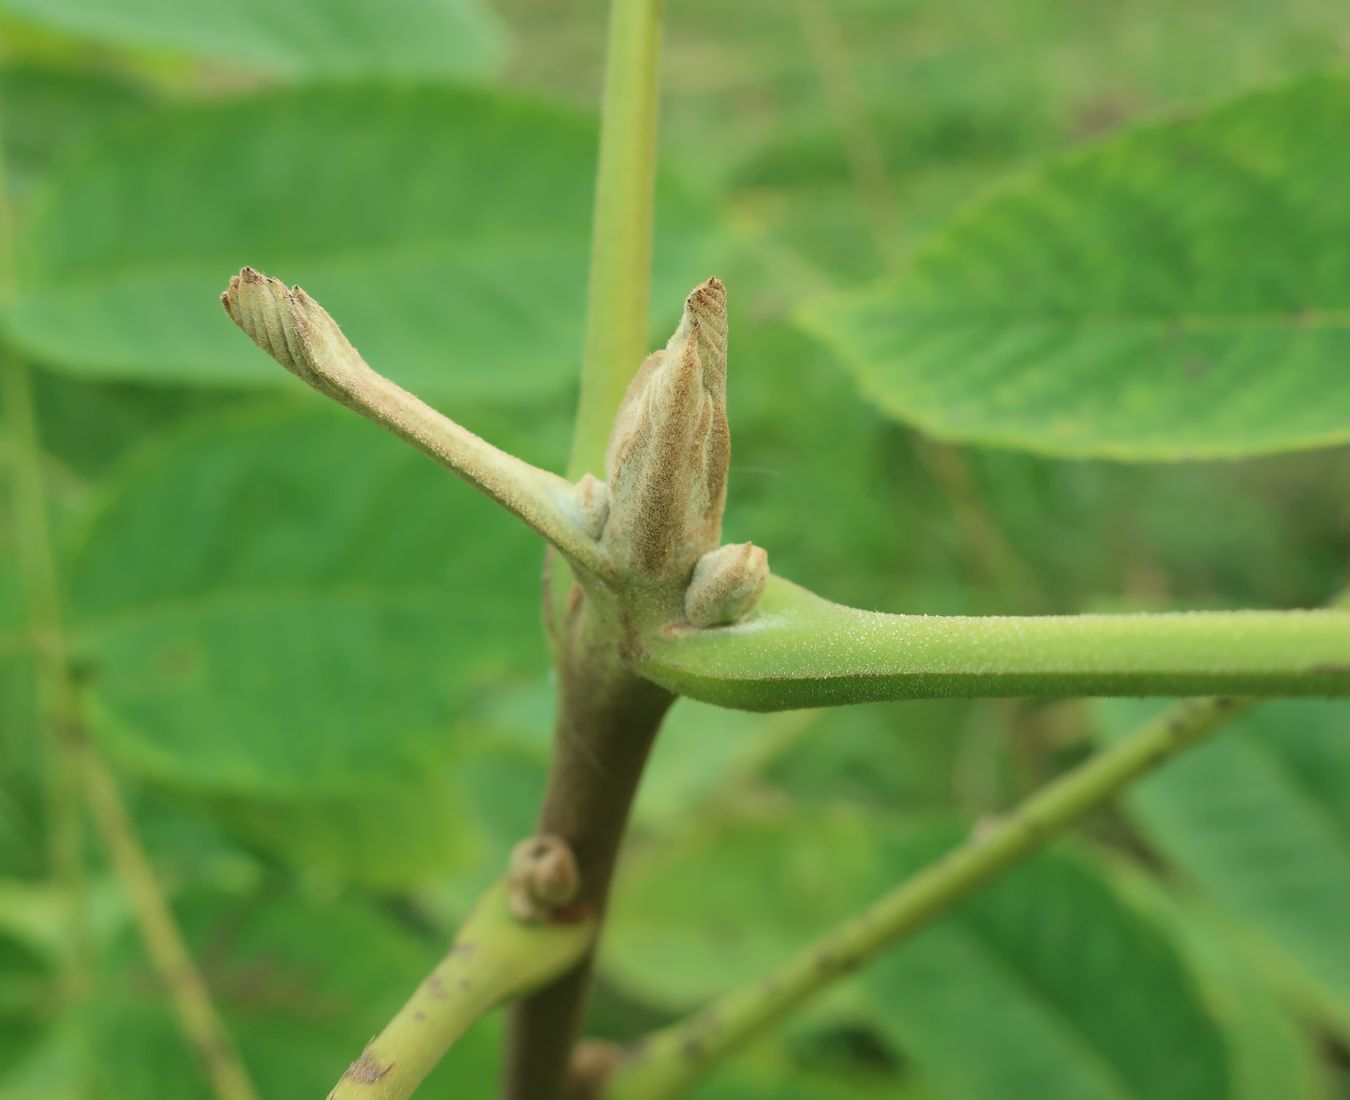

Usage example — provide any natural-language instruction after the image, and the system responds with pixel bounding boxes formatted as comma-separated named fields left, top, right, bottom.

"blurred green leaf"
left=67, top=401, right=552, bottom=796
left=1124, top=871, right=1330, bottom=1100
left=864, top=839, right=1231, bottom=1100
left=85, top=889, right=499, bottom=1099
left=5, top=85, right=716, bottom=396
left=691, top=1043, right=920, bottom=1100
left=211, top=764, right=478, bottom=888
left=633, top=702, right=818, bottom=832
left=1098, top=699, right=1350, bottom=1039
left=0, top=928, right=55, bottom=1076
left=0, top=64, right=151, bottom=207
left=0, top=0, right=506, bottom=80
left=605, top=808, right=895, bottom=1008
left=802, top=77, right=1350, bottom=459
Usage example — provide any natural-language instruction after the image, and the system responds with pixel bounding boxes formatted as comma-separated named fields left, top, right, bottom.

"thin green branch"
left=0, top=344, right=90, bottom=1004
left=604, top=695, right=1250, bottom=1100
left=327, top=879, right=596, bottom=1100
left=790, top=0, right=901, bottom=269
left=221, top=270, right=616, bottom=583
left=76, top=735, right=259, bottom=1100
left=567, top=0, right=665, bottom=480
left=0, top=96, right=91, bottom=1011
left=0, top=104, right=256, bottom=1100
left=641, top=575, right=1350, bottom=709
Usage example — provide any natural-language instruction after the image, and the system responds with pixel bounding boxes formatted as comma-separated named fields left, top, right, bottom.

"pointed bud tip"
left=684, top=276, right=725, bottom=313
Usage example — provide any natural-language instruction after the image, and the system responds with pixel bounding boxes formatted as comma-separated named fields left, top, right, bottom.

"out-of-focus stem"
left=76, top=736, right=259, bottom=1100
left=606, top=695, right=1249, bottom=1099
left=568, top=0, right=665, bottom=480
left=0, top=97, right=91, bottom=1008
left=0, top=98, right=256, bottom=1100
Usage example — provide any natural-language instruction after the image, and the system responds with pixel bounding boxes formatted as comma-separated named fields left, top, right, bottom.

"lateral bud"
left=601, top=278, right=730, bottom=583
left=572, top=474, right=611, bottom=541
left=507, top=835, right=581, bottom=924
left=685, top=541, right=769, bottom=628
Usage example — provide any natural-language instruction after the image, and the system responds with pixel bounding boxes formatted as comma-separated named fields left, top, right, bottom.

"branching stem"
left=604, top=695, right=1249, bottom=1100
left=327, top=880, right=596, bottom=1100
left=75, top=734, right=259, bottom=1100
left=642, top=576, right=1350, bottom=709
left=0, top=107, right=256, bottom=1100
left=505, top=638, right=673, bottom=1100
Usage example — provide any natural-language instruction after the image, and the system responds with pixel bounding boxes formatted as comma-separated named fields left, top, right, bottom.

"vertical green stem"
left=0, top=96, right=257, bottom=1100
left=567, top=0, right=665, bottom=480
left=0, top=85, right=92, bottom=1012
left=76, top=737, right=259, bottom=1100
left=0, top=346, right=91, bottom=1002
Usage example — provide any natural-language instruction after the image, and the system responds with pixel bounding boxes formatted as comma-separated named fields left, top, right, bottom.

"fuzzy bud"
left=508, top=835, right=581, bottom=924
left=572, top=474, right=610, bottom=541
left=601, top=278, right=730, bottom=583
left=685, top=541, right=769, bottom=628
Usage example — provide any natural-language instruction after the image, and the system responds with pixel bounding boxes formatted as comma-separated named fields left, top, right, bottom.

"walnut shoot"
left=222, top=267, right=769, bottom=634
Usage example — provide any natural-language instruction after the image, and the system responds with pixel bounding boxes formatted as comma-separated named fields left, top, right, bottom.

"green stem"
left=0, top=93, right=91, bottom=1013
left=327, top=880, right=595, bottom=1100
left=605, top=695, right=1250, bottom=1100
left=0, top=346, right=90, bottom=999
left=641, top=575, right=1350, bottom=709
left=567, top=0, right=665, bottom=480
left=76, top=736, right=259, bottom=1100
left=0, top=98, right=256, bottom=1100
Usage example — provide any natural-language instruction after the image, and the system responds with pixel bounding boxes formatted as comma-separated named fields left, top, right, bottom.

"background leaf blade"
left=802, top=77, right=1350, bottom=459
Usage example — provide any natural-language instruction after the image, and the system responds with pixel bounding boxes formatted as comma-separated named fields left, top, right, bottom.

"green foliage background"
left=0, top=0, right=1348, bottom=1096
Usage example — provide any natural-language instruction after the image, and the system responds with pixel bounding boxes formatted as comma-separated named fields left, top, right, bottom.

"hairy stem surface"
left=643, top=575, right=1350, bottom=709
left=507, top=2, right=672, bottom=1096
left=506, top=626, right=673, bottom=1100
left=327, top=881, right=595, bottom=1100
left=606, top=695, right=1247, bottom=1099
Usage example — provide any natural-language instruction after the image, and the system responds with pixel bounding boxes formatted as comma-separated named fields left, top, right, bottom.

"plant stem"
left=505, top=3, right=672, bottom=1096
left=567, top=0, right=665, bottom=480
left=0, top=104, right=256, bottom=1100
left=641, top=575, right=1350, bottom=709
left=605, top=695, right=1249, bottom=1100
left=506, top=636, right=673, bottom=1100
left=0, top=346, right=91, bottom=1002
left=327, top=880, right=596, bottom=1100
left=0, top=103, right=91, bottom=1013
left=221, top=270, right=615, bottom=581
left=75, top=735, right=259, bottom=1100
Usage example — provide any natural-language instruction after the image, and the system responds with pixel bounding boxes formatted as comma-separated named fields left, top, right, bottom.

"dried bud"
left=601, top=278, right=730, bottom=583
left=684, top=542, right=769, bottom=627
left=508, top=835, right=580, bottom=924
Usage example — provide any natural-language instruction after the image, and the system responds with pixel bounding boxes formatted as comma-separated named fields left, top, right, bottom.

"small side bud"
left=568, top=1040, right=621, bottom=1096
left=508, top=835, right=580, bottom=924
left=572, top=474, right=610, bottom=541
left=601, top=278, right=730, bottom=582
left=685, top=542, right=769, bottom=628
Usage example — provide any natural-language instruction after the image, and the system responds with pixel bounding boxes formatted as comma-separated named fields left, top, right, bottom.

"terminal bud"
left=601, top=278, right=730, bottom=583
